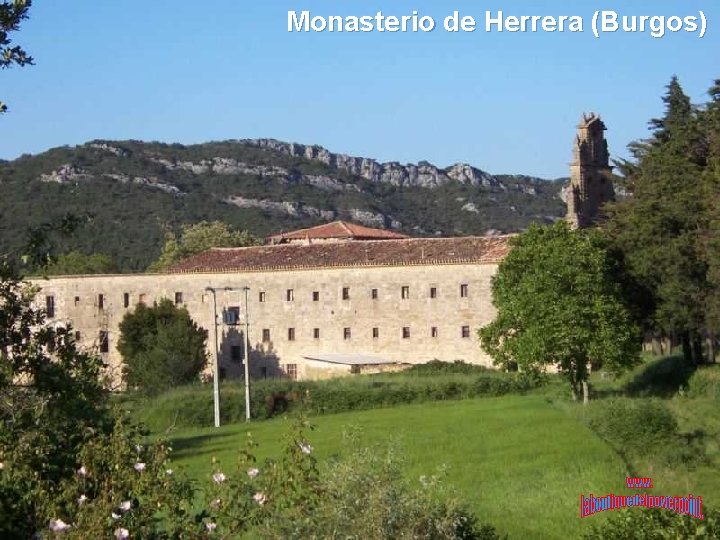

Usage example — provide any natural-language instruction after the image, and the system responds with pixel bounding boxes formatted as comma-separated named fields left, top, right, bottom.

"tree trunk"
left=710, top=332, right=716, bottom=364
left=692, top=334, right=704, bottom=365
left=582, top=380, right=590, bottom=405
left=682, top=331, right=693, bottom=364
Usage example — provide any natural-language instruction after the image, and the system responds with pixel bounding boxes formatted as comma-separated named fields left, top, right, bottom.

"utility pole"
left=242, top=286, right=251, bottom=422
left=205, top=287, right=221, bottom=428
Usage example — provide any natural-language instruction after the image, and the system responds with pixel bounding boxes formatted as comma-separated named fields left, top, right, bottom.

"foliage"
left=403, top=359, right=491, bottom=376
left=132, top=371, right=541, bottom=431
left=148, top=220, right=259, bottom=271
left=40, top=250, right=118, bottom=275
left=583, top=507, right=720, bottom=539
left=623, top=355, right=696, bottom=397
left=479, top=221, right=641, bottom=400
left=606, top=76, right=720, bottom=364
left=118, top=299, right=208, bottom=395
left=0, top=0, right=33, bottom=114
left=687, top=366, right=720, bottom=400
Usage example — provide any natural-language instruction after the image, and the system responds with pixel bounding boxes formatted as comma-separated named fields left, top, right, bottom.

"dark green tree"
left=479, top=222, right=641, bottom=402
left=606, top=76, right=713, bottom=364
left=40, top=251, right=118, bottom=276
left=1, top=0, right=33, bottom=114
left=118, top=299, right=208, bottom=394
left=148, top=221, right=260, bottom=271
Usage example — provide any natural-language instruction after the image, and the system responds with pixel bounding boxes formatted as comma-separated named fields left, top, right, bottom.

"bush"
left=404, top=360, right=491, bottom=376
left=687, top=367, right=720, bottom=400
left=583, top=507, right=720, bottom=539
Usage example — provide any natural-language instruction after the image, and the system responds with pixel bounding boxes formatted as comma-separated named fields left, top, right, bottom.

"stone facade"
left=31, top=251, right=502, bottom=385
left=566, top=113, right=615, bottom=228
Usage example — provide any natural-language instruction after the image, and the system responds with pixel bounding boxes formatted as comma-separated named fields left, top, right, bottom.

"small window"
left=351, top=365, right=361, bottom=375
left=74, top=331, right=81, bottom=341
left=123, top=293, right=130, bottom=308
left=431, top=327, right=438, bottom=338
left=401, top=286, right=410, bottom=299
left=430, top=287, right=437, bottom=299
left=99, top=330, right=109, bottom=353
left=402, top=327, right=410, bottom=339
left=231, top=345, right=243, bottom=363
left=462, top=326, right=471, bottom=339
left=372, top=327, right=379, bottom=339
left=286, top=289, right=294, bottom=302
left=313, top=291, right=320, bottom=302
left=313, top=328, right=320, bottom=339
left=286, top=364, right=298, bottom=380
left=97, top=294, right=105, bottom=310
left=139, top=293, right=147, bottom=305
left=344, top=327, right=351, bottom=340
left=342, top=287, right=350, bottom=300
left=371, top=288, right=378, bottom=300
left=259, top=291, right=266, bottom=303
left=174, top=292, right=183, bottom=305
left=460, top=284, right=469, bottom=298
left=288, top=328, right=295, bottom=341
left=45, top=295, right=55, bottom=318
left=74, top=296, right=80, bottom=306
left=224, top=306, right=240, bottom=325
left=262, top=329, right=271, bottom=343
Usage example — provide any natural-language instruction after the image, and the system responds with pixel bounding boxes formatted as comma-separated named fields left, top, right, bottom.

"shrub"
left=404, top=360, right=491, bottom=376
left=687, top=367, right=720, bottom=400
left=583, top=507, right=720, bottom=539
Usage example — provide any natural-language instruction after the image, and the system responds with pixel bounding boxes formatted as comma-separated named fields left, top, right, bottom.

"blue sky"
left=1, top=0, right=718, bottom=178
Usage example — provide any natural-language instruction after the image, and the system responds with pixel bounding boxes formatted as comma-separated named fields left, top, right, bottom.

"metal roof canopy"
left=302, top=353, right=399, bottom=366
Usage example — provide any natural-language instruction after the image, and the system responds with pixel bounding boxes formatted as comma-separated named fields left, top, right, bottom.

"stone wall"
left=31, top=262, right=498, bottom=385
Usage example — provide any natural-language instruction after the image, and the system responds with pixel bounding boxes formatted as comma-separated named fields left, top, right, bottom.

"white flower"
left=133, top=462, right=146, bottom=472
left=119, top=500, right=132, bottom=512
left=299, top=442, right=313, bottom=455
left=77, top=465, right=87, bottom=476
left=253, top=492, right=267, bottom=505
left=49, top=518, right=71, bottom=532
left=77, top=494, right=88, bottom=505
left=247, top=467, right=259, bottom=479
left=165, top=469, right=173, bottom=476
left=135, top=444, right=143, bottom=453
left=112, top=512, right=121, bottom=520
left=205, top=522, right=217, bottom=532
left=0, top=462, right=4, bottom=470
left=212, top=472, right=226, bottom=484
left=115, top=527, right=130, bottom=539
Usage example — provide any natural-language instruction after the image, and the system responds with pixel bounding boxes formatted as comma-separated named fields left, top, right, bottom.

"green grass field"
left=167, top=395, right=630, bottom=539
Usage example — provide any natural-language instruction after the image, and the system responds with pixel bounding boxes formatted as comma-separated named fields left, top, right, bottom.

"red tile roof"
left=169, top=236, right=512, bottom=274
left=266, top=220, right=408, bottom=242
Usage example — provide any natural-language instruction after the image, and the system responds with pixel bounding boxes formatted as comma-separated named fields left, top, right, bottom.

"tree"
left=148, top=221, right=260, bottom=271
left=118, top=299, right=208, bottom=394
left=1, top=0, right=33, bottom=114
left=606, top=76, right=714, bottom=364
left=479, top=222, right=641, bottom=402
left=41, top=251, right=118, bottom=275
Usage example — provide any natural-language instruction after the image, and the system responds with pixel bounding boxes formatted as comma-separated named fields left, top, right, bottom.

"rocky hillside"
left=0, top=139, right=567, bottom=271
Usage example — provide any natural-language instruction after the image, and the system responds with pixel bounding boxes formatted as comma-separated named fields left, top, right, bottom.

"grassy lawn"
left=167, top=395, right=628, bottom=539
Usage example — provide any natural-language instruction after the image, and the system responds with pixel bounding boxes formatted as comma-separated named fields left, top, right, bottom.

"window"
left=45, top=295, right=55, bottom=318
left=74, top=331, right=81, bottom=341
left=313, top=328, right=320, bottom=339
left=286, top=364, right=298, bottom=381
left=99, top=331, right=109, bottom=353
left=371, top=288, right=378, bottom=300
left=224, top=306, right=240, bottom=325
left=462, top=326, right=471, bottom=338
left=431, top=327, right=438, bottom=338
left=372, top=327, right=379, bottom=339
left=351, top=365, right=361, bottom=375
left=342, top=287, right=350, bottom=300
left=74, top=296, right=80, bottom=306
left=430, top=287, right=437, bottom=299
left=286, top=289, right=294, bottom=302
left=402, top=327, right=411, bottom=339
left=97, top=294, right=105, bottom=310
left=262, top=329, right=271, bottom=342
left=313, top=291, right=320, bottom=302
left=259, top=291, right=266, bottom=303
left=123, top=293, right=130, bottom=308
left=344, top=328, right=351, bottom=340
left=288, top=328, right=295, bottom=341
left=460, top=284, right=469, bottom=298
left=231, top=345, right=243, bottom=363
left=139, top=293, right=147, bottom=305
left=401, top=286, right=410, bottom=299
left=260, top=366, right=268, bottom=379
left=174, top=291, right=183, bottom=305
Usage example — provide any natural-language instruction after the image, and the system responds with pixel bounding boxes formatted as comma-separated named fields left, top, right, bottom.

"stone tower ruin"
left=565, top=113, right=615, bottom=228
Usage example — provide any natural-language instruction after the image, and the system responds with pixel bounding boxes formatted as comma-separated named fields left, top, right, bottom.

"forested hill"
left=0, top=139, right=567, bottom=271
